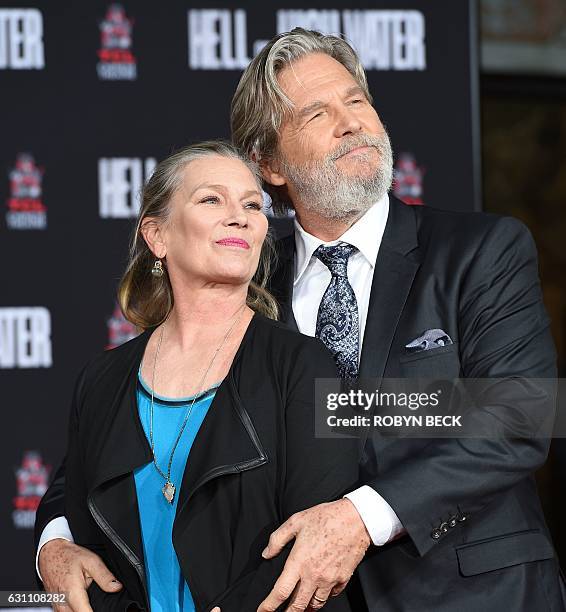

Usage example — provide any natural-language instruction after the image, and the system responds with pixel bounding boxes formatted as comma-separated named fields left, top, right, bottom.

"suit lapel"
left=272, top=200, right=421, bottom=379
left=358, top=198, right=421, bottom=380
left=269, top=233, right=299, bottom=331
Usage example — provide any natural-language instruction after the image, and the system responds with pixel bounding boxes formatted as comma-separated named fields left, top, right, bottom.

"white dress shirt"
left=36, top=196, right=403, bottom=576
left=293, top=194, right=404, bottom=546
left=36, top=515, right=73, bottom=581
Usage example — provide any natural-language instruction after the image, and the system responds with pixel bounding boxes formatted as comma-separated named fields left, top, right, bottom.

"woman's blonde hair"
left=231, top=28, right=372, bottom=214
left=117, top=141, right=279, bottom=330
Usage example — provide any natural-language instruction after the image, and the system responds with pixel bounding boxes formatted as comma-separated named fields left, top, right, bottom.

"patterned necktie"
left=314, top=243, right=360, bottom=380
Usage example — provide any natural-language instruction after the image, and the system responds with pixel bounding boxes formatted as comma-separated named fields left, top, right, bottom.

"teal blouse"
left=134, top=368, right=219, bottom=612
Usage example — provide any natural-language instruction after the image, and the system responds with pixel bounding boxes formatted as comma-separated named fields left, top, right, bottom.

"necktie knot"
left=314, top=243, right=357, bottom=278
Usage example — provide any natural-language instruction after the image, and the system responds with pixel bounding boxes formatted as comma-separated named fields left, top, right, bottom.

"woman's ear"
left=140, top=217, right=166, bottom=259
left=259, top=158, right=287, bottom=187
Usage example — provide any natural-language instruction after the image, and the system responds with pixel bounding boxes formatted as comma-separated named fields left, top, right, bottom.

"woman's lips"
left=216, top=238, right=250, bottom=249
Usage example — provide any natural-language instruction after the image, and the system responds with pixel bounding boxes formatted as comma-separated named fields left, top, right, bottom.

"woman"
left=64, top=141, right=360, bottom=611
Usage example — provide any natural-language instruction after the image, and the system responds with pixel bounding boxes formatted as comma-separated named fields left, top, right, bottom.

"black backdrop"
left=1, top=0, right=479, bottom=590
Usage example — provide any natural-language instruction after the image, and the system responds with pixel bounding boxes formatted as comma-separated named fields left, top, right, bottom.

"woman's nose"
left=223, top=202, right=248, bottom=227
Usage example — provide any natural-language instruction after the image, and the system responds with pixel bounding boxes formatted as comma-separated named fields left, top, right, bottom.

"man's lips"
left=336, top=145, right=375, bottom=159
left=216, top=237, right=250, bottom=249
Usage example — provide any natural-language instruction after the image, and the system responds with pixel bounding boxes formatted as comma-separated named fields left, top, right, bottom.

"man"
left=36, top=29, right=565, bottom=611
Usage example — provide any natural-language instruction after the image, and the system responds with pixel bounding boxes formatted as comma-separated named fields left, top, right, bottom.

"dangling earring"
left=151, top=259, right=164, bottom=278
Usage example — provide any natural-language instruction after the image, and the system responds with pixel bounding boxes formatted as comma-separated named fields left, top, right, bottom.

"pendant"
left=162, top=481, right=175, bottom=503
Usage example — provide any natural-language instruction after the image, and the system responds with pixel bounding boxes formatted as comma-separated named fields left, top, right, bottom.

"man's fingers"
left=86, top=555, right=122, bottom=592
left=38, top=539, right=122, bottom=611
left=257, top=568, right=301, bottom=611
left=64, top=586, right=94, bottom=612
left=306, top=584, right=334, bottom=611
left=329, top=581, right=348, bottom=597
left=262, top=514, right=300, bottom=559
left=284, top=580, right=319, bottom=611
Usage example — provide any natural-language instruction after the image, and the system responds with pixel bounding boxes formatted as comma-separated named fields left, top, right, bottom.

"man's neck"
left=294, top=208, right=363, bottom=242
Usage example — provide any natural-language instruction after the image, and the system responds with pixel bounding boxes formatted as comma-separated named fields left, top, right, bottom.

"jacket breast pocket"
left=399, top=342, right=461, bottom=378
left=456, top=529, right=555, bottom=576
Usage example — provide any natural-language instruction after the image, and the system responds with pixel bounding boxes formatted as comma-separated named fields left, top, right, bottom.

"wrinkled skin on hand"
left=39, top=539, right=122, bottom=612
left=258, top=499, right=371, bottom=612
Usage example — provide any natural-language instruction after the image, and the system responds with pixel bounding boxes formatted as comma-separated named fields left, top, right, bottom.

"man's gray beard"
left=280, top=132, right=394, bottom=222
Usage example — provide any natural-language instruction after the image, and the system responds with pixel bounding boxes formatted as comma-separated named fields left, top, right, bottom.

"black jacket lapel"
left=81, top=319, right=271, bottom=608
left=173, top=367, right=268, bottom=525
left=86, top=333, right=153, bottom=605
left=358, top=198, right=421, bottom=380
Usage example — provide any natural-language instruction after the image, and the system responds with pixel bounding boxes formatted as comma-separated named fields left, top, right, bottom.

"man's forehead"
left=294, top=85, right=366, bottom=120
left=277, top=53, right=358, bottom=102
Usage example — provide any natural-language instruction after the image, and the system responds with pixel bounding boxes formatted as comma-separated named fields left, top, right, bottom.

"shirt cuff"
left=344, top=485, right=404, bottom=546
left=36, top=516, right=74, bottom=582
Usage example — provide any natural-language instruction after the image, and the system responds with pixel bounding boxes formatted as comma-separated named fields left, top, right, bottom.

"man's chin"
left=312, top=202, right=373, bottom=223
left=335, top=158, right=380, bottom=180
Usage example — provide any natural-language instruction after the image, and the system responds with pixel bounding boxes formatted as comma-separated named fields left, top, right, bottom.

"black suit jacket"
left=269, top=196, right=565, bottom=611
left=47, top=314, right=360, bottom=611
left=36, top=197, right=565, bottom=611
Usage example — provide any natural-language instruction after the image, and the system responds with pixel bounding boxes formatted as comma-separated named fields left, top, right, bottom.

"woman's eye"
left=200, top=196, right=220, bottom=205
left=245, top=202, right=262, bottom=211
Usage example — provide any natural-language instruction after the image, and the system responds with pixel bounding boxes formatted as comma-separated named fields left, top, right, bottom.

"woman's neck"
left=141, top=285, right=254, bottom=397
left=164, top=285, right=250, bottom=351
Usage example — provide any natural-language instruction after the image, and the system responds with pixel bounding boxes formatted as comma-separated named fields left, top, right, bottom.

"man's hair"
left=231, top=28, right=372, bottom=214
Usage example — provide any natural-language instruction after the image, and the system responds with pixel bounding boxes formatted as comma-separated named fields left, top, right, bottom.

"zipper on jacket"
left=87, top=496, right=149, bottom=611
left=173, top=457, right=267, bottom=611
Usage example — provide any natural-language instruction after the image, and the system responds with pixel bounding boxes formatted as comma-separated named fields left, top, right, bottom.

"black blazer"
left=36, top=197, right=566, bottom=611
left=61, top=314, right=360, bottom=611
left=269, top=197, right=565, bottom=611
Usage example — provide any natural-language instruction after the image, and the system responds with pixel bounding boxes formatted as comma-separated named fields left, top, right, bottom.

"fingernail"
left=261, top=547, right=268, bottom=558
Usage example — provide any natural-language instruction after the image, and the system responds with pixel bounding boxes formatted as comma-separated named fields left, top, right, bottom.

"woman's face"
left=155, top=155, right=268, bottom=290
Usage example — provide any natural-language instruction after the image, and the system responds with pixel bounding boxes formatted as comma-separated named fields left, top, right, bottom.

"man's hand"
left=257, top=499, right=371, bottom=611
left=38, top=538, right=122, bottom=612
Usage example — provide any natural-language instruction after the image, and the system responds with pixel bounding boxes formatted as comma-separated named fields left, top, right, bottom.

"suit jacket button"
left=448, top=516, right=457, bottom=528
left=431, top=528, right=442, bottom=539
left=440, top=522, right=449, bottom=533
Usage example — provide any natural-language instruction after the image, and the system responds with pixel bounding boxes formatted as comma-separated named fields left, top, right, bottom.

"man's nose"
left=334, top=106, right=363, bottom=137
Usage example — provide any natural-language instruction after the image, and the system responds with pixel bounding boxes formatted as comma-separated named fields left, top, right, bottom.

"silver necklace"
left=149, top=305, right=246, bottom=503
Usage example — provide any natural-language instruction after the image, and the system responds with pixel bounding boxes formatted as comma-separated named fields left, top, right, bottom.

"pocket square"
left=405, top=329, right=453, bottom=352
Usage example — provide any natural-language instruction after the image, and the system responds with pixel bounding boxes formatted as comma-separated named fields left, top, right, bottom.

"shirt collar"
left=293, top=193, right=390, bottom=284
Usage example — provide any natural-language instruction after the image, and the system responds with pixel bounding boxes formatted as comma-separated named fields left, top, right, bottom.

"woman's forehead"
left=183, top=155, right=255, bottom=183
left=182, top=156, right=259, bottom=193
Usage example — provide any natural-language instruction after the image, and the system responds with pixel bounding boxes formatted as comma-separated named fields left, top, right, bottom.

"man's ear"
left=259, top=157, right=287, bottom=187
left=140, top=217, right=166, bottom=259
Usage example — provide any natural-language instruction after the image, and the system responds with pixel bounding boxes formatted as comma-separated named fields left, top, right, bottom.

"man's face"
left=268, top=52, right=393, bottom=221
left=277, top=53, right=385, bottom=173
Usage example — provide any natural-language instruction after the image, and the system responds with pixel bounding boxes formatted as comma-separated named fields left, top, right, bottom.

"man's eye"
left=350, top=99, right=363, bottom=105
